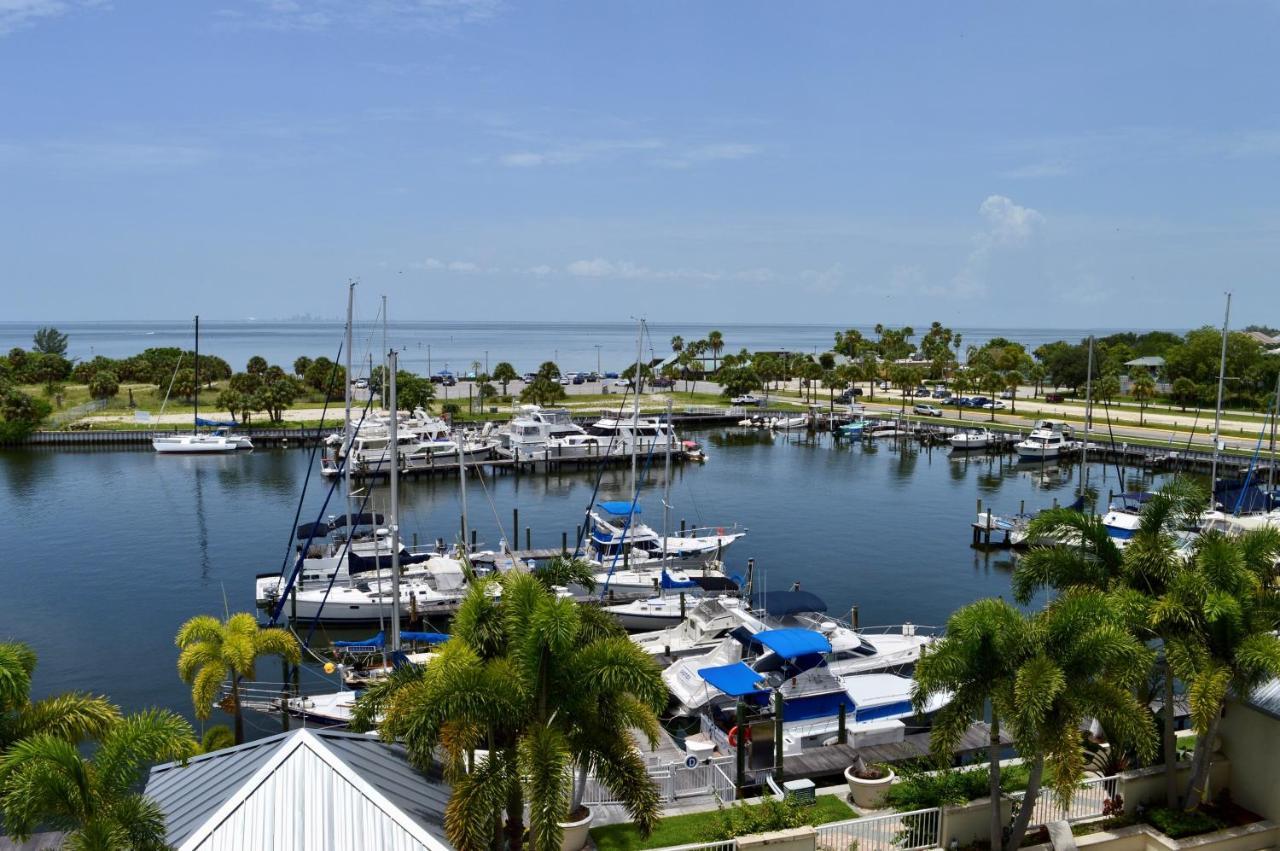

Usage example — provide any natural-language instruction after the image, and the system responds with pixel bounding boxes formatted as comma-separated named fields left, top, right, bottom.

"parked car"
left=732, top=394, right=764, bottom=406
left=836, top=388, right=863, bottom=403
left=558, top=376, right=571, bottom=385
left=572, top=375, right=585, bottom=385
left=968, top=396, right=990, bottom=407
left=981, top=400, right=1006, bottom=410
left=913, top=403, right=943, bottom=417
left=1045, top=393, right=1065, bottom=403
left=932, top=389, right=951, bottom=399
left=604, top=371, right=620, bottom=379
left=651, top=377, right=674, bottom=388
left=999, top=390, right=1014, bottom=399
left=586, top=372, right=600, bottom=382
left=522, top=373, right=537, bottom=383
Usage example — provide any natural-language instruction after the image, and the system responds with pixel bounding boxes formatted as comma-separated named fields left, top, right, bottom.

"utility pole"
left=388, top=349, right=401, bottom=653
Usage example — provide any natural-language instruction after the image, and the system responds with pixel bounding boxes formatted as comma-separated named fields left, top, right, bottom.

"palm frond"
left=0, top=733, right=93, bottom=839
left=92, top=709, right=195, bottom=796
left=520, top=723, right=573, bottom=851
left=445, top=749, right=511, bottom=851
left=10, top=692, right=121, bottom=746
left=0, top=642, right=37, bottom=712
left=174, top=615, right=223, bottom=649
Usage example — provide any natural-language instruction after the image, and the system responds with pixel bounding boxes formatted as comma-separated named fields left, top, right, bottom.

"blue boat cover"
left=748, top=590, right=828, bottom=617
left=599, top=500, right=641, bottom=516
left=661, top=570, right=698, bottom=590
left=400, top=631, right=449, bottom=644
left=755, top=628, right=832, bottom=659
left=196, top=417, right=239, bottom=427
left=333, top=631, right=384, bottom=649
left=698, top=662, right=766, bottom=697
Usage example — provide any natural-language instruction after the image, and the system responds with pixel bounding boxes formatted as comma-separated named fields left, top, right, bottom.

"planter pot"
left=845, top=765, right=896, bottom=810
left=559, top=806, right=593, bottom=851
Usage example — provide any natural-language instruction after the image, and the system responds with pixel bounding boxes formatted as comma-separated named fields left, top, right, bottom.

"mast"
left=458, top=430, right=469, bottom=553
left=662, top=398, right=672, bottom=563
left=388, top=348, right=401, bottom=653
left=1209, top=292, right=1231, bottom=509
left=630, top=317, right=644, bottom=507
left=381, top=295, right=388, bottom=411
left=1269, top=370, right=1279, bottom=496
left=344, top=282, right=355, bottom=538
left=193, top=315, right=199, bottom=434
left=1080, top=336, right=1094, bottom=497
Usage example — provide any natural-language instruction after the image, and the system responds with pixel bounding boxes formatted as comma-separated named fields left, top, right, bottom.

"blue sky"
left=1, top=1, right=1277, bottom=327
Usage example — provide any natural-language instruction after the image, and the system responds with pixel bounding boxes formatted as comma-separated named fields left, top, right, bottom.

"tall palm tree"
left=670, top=335, right=684, bottom=355
left=176, top=613, right=301, bottom=744
left=0, top=708, right=195, bottom=850
left=706, top=330, right=724, bottom=373
left=1152, top=528, right=1280, bottom=809
left=913, top=598, right=1029, bottom=849
left=1131, top=372, right=1157, bottom=425
left=0, top=642, right=119, bottom=754
left=355, top=574, right=666, bottom=851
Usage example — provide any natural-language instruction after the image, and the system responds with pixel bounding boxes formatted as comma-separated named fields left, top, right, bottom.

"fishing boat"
left=949, top=428, right=993, bottom=450
left=681, top=439, right=707, bottom=462
left=152, top=316, right=245, bottom=454
left=1015, top=420, right=1076, bottom=461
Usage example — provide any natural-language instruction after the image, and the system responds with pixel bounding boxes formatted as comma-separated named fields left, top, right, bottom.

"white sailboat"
left=949, top=428, right=993, bottom=450
left=152, top=316, right=245, bottom=454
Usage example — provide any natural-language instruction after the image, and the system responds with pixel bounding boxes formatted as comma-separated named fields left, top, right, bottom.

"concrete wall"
left=735, top=826, right=816, bottom=851
left=940, top=797, right=1015, bottom=848
left=1218, top=702, right=1280, bottom=822
left=1024, top=821, right=1279, bottom=851
left=1120, top=758, right=1230, bottom=810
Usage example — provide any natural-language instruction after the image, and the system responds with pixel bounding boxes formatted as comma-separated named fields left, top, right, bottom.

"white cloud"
left=0, top=140, right=218, bottom=171
left=927, top=195, right=1044, bottom=299
left=498, top=138, right=664, bottom=168
left=979, top=194, right=1044, bottom=244
left=0, top=0, right=103, bottom=36
left=447, top=260, right=480, bottom=273
left=654, top=143, right=763, bottom=169
left=564, top=257, right=735, bottom=283
left=215, top=0, right=500, bottom=32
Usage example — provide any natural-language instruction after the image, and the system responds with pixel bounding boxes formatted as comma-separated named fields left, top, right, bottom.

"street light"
left=594, top=344, right=602, bottom=376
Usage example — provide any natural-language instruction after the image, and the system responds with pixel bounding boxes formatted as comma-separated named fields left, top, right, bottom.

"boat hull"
left=152, top=436, right=240, bottom=453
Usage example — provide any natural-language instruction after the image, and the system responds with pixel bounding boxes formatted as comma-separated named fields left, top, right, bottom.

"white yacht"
left=1101, top=492, right=1152, bottom=545
left=949, top=428, right=993, bottom=450
left=496, top=406, right=604, bottom=461
left=285, top=555, right=482, bottom=625
left=583, top=414, right=679, bottom=457
left=1015, top=421, right=1075, bottom=461
left=586, top=501, right=745, bottom=567
left=629, top=596, right=765, bottom=663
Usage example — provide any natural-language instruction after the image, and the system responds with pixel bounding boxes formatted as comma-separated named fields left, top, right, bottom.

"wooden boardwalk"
left=780, top=722, right=1009, bottom=780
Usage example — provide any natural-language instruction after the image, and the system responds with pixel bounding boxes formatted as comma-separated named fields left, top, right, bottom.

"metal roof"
left=1243, top=677, right=1280, bottom=720
left=1124, top=356, right=1166, bottom=367
left=146, top=728, right=452, bottom=851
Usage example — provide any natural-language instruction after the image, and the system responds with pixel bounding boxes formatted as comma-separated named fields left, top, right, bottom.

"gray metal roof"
left=145, top=728, right=451, bottom=850
left=1243, top=677, right=1280, bottom=720
left=1124, top=356, right=1166, bottom=367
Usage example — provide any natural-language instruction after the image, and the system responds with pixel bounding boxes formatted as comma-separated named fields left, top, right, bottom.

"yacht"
left=630, top=596, right=766, bottom=664
left=1015, top=421, right=1076, bottom=461
left=1101, top=492, right=1152, bottom=545
left=583, top=414, right=679, bottom=456
left=949, top=428, right=993, bottom=450
left=586, top=500, right=745, bottom=567
left=285, top=554, right=483, bottom=625
left=496, top=406, right=602, bottom=461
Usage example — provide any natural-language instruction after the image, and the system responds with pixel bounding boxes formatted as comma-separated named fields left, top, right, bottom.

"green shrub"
left=885, top=762, right=1030, bottom=812
left=1146, top=808, right=1224, bottom=839
left=698, top=797, right=832, bottom=842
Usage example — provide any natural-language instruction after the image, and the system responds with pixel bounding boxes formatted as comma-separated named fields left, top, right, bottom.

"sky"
left=1, top=1, right=1278, bottom=327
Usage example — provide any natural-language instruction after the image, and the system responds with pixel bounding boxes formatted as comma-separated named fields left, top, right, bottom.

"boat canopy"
left=698, top=662, right=766, bottom=697
left=754, top=629, right=832, bottom=659
left=333, top=631, right=384, bottom=649
left=331, top=513, right=385, bottom=529
left=400, top=631, right=449, bottom=644
left=196, top=417, right=239, bottom=427
left=1216, top=483, right=1271, bottom=514
left=296, top=521, right=330, bottom=540
left=1117, top=492, right=1154, bottom=504
left=661, top=570, right=699, bottom=590
left=599, top=500, right=641, bottom=516
left=748, top=590, right=828, bottom=617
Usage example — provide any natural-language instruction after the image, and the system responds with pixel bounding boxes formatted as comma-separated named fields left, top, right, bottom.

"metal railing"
left=815, top=807, right=942, bottom=851
left=648, top=842, right=736, bottom=851
left=1012, top=774, right=1121, bottom=828
left=579, top=757, right=737, bottom=806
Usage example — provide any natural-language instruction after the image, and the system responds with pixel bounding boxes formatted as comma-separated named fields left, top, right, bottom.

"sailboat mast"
left=458, top=435, right=469, bottom=552
left=1080, top=336, right=1094, bottom=496
left=388, top=348, right=401, bottom=653
left=193, top=315, right=199, bottom=433
left=344, top=283, right=355, bottom=536
left=382, top=294, right=388, bottom=411
left=630, top=318, right=643, bottom=507
left=1269, top=370, right=1279, bottom=495
left=662, top=398, right=672, bottom=562
left=1209, top=292, right=1231, bottom=508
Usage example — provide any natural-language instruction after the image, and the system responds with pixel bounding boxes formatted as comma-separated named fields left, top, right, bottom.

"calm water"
left=0, top=432, right=1163, bottom=738
left=0, top=320, right=1158, bottom=377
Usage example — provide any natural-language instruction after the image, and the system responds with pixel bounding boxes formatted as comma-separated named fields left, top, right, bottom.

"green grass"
left=589, top=795, right=856, bottom=851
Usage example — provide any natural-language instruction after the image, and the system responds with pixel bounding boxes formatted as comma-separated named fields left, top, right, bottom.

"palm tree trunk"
left=489, top=731, right=503, bottom=851
left=1004, top=756, right=1044, bottom=851
left=1163, top=659, right=1177, bottom=808
left=505, top=743, right=525, bottom=851
left=233, top=675, right=244, bottom=745
left=1182, top=709, right=1222, bottom=810
left=989, top=715, right=1003, bottom=849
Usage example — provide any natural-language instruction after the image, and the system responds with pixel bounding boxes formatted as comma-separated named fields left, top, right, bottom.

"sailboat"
left=152, top=315, right=248, bottom=454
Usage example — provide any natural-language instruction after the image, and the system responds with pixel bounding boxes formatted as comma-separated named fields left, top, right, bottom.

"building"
left=1217, top=677, right=1280, bottom=822
left=145, top=728, right=453, bottom=851
left=1120, top=356, right=1171, bottom=395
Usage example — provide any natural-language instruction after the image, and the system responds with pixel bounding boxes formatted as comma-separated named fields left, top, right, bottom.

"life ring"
left=728, top=725, right=751, bottom=748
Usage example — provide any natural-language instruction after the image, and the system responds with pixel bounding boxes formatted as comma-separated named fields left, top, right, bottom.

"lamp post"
left=594, top=344, right=602, bottom=376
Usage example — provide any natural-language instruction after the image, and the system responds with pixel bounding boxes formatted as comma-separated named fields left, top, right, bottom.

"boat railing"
left=678, top=523, right=746, bottom=538
left=853, top=623, right=944, bottom=638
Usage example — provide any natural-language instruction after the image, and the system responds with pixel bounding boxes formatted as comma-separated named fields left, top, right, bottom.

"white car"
left=558, top=376, right=572, bottom=385
left=912, top=404, right=943, bottom=417
left=732, top=395, right=764, bottom=406
left=981, top=401, right=1007, bottom=410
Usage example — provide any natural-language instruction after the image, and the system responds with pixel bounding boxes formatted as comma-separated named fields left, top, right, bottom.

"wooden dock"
left=779, top=722, right=1010, bottom=780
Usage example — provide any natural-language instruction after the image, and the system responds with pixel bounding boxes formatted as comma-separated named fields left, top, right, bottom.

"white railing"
left=580, top=757, right=737, bottom=806
left=815, top=807, right=942, bottom=851
left=1013, top=774, right=1121, bottom=828
left=648, top=842, right=736, bottom=851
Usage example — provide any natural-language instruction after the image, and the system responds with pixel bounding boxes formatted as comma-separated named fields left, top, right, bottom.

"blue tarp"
left=599, top=500, right=641, bottom=516
left=333, top=631, right=385, bottom=649
left=661, top=570, right=698, bottom=590
left=698, top=661, right=766, bottom=697
left=755, top=629, right=832, bottom=659
left=196, top=417, right=238, bottom=427
left=400, top=631, right=449, bottom=644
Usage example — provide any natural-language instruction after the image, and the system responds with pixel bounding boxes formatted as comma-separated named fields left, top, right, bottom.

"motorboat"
left=770, top=414, right=809, bottom=431
left=835, top=418, right=871, bottom=439
left=603, top=596, right=690, bottom=630
left=281, top=689, right=362, bottom=726
left=630, top=596, right=766, bottom=664
left=949, top=428, right=993, bottom=450
left=586, top=563, right=736, bottom=599
left=586, top=500, right=745, bottom=567
left=328, top=630, right=447, bottom=688
left=681, top=439, right=707, bottom=462
left=495, top=406, right=604, bottom=461
left=583, top=414, right=680, bottom=456
left=285, top=555, right=483, bottom=625
left=1101, top=492, right=1153, bottom=545
left=1015, top=420, right=1076, bottom=461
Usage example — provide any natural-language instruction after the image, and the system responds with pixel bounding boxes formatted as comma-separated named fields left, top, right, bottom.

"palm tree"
left=1131, top=372, right=1157, bottom=425
left=951, top=373, right=970, bottom=420
left=1002, top=370, right=1023, bottom=412
left=670, top=335, right=684, bottom=355
left=491, top=362, right=518, bottom=395
left=913, top=598, right=1029, bottom=850
left=0, top=708, right=195, bottom=849
left=176, top=613, right=301, bottom=744
left=0, top=642, right=120, bottom=754
left=1152, top=528, right=1280, bottom=809
left=706, top=330, right=724, bottom=373
left=356, top=574, right=666, bottom=851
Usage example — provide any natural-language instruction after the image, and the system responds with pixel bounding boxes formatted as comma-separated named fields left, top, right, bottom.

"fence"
left=48, top=398, right=107, bottom=427
left=815, top=807, right=942, bottom=851
left=1013, top=774, right=1120, bottom=829
left=580, top=758, right=737, bottom=807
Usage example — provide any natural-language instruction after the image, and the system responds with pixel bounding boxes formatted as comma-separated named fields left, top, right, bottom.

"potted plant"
left=845, top=756, right=896, bottom=809
left=559, top=763, right=595, bottom=851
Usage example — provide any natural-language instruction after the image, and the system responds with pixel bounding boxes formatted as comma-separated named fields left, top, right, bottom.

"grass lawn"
left=589, top=795, right=856, bottom=851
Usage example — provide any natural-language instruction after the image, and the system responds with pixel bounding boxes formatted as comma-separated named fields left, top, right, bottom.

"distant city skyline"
left=1, top=2, right=1277, bottom=326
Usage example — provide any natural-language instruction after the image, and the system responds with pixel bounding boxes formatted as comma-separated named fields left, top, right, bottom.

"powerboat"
left=1101, top=492, right=1152, bottom=545
left=1015, top=421, right=1076, bottom=461
left=630, top=596, right=766, bottom=664
left=950, top=428, right=993, bottom=450
left=586, top=501, right=745, bottom=567
left=603, top=596, right=689, bottom=630
left=583, top=414, right=680, bottom=456
left=495, top=406, right=604, bottom=461
left=770, top=414, right=809, bottom=431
